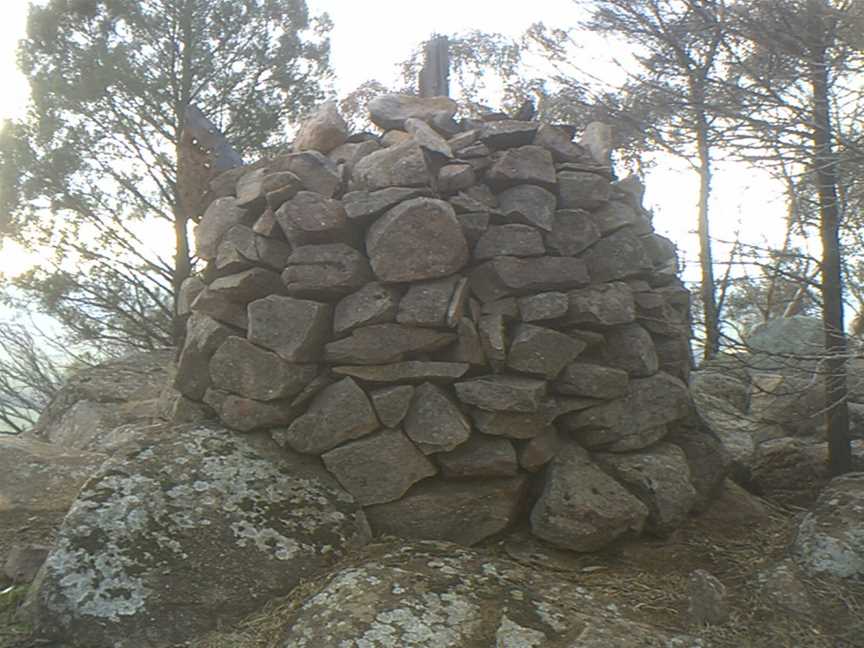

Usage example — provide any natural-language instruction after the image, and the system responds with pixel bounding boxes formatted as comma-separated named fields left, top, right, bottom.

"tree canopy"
left=1, top=0, right=333, bottom=349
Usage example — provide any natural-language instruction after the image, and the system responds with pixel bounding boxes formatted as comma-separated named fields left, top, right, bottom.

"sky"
left=0, top=0, right=790, bottom=291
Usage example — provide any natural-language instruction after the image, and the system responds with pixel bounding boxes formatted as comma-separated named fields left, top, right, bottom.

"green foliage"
left=1, top=0, right=333, bottom=348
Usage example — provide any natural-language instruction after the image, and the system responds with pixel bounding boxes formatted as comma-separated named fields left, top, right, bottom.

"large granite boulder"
left=793, top=473, right=864, bottom=580
left=0, top=436, right=106, bottom=572
left=26, top=424, right=371, bottom=648
left=28, top=349, right=175, bottom=452
left=749, top=437, right=864, bottom=507
left=239, top=541, right=700, bottom=647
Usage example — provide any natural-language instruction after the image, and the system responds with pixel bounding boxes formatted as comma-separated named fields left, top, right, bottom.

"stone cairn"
left=172, top=94, right=699, bottom=551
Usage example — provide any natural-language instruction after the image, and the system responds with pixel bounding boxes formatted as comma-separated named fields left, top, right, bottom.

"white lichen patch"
left=359, top=592, right=481, bottom=648
left=496, top=615, right=547, bottom=647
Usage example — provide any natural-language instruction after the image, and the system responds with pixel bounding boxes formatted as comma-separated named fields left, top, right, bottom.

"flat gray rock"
left=275, top=190, right=352, bottom=247
left=507, top=324, right=586, bottom=379
left=474, top=224, right=546, bottom=261
left=175, top=313, right=236, bottom=400
left=282, top=243, right=373, bottom=299
left=496, top=184, right=557, bottom=231
left=471, top=408, right=554, bottom=440
left=342, top=187, right=431, bottom=223
left=604, top=323, right=659, bottom=377
left=534, top=123, right=587, bottom=162
left=190, top=288, right=248, bottom=330
left=436, top=434, right=518, bottom=478
left=272, top=151, right=341, bottom=198
left=328, top=140, right=381, bottom=175
left=487, top=145, right=556, bottom=188
left=325, top=324, right=455, bottom=365
left=370, top=385, right=415, bottom=428
left=333, top=282, right=399, bottom=335
left=557, top=170, right=611, bottom=210
left=478, top=314, right=508, bottom=370
left=438, top=162, right=475, bottom=194
left=273, top=377, right=379, bottom=454
left=454, top=375, right=547, bottom=413
left=404, top=383, right=471, bottom=454
left=368, top=93, right=458, bottom=130
left=207, top=267, right=285, bottom=303
left=292, top=100, right=348, bottom=154
left=565, top=372, right=691, bottom=452
left=207, top=391, right=297, bottom=432
left=518, top=292, right=569, bottom=322
left=554, top=362, right=629, bottom=399
left=590, top=200, right=651, bottom=235
left=332, top=361, right=469, bottom=383
left=594, top=442, right=697, bottom=536
left=545, top=209, right=601, bottom=256
left=396, top=276, right=460, bottom=327
left=194, top=197, right=250, bottom=260
left=405, top=117, right=453, bottom=158
left=322, top=428, right=437, bottom=505
left=583, top=228, right=654, bottom=283
left=469, top=256, right=590, bottom=302
left=352, top=139, right=430, bottom=190
left=367, top=198, right=468, bottom=282
left=365, top=476, right=527, bottom=545
left=566, top=282, right=636, bottom=327
left=479, top=119, right=539, bottom=149
left=247, top=295, right=331, bottom=362
left=209, top=337, right=318, bottom=401
left=530, top=442, right=648, bottom=552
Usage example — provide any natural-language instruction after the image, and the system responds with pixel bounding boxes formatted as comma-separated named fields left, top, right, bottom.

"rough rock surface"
left=0, top=436, right=106, bottom=568
left=26, top=424, right=371, bottom=648
left=321, top=429, right=436, bottom=505
left=267, top=541, right=700, bottom=647
left=594, top=443, right=697, bottom=536
left=368, top=94, right=458, bottom=130
left=273, top=377, right=379, bottom=454
left=793, top=473, right=864, bottom=580
left=531, top=443, right=648, bottom=551
left=170, top=94, right=701, bottom=556
left=403, top=382, right=471, bottom=454
left=366, top=198, right=468, bottom=282
left=31, top=349, right=175, bottom=451
left=209, top=336, right=318, bottom=401
left=365, top=476, right=527, bottom=545
left=292, top=101, right=348, bottom=154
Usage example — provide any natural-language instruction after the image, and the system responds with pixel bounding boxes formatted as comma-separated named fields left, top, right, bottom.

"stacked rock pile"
left=172, top=94, right=703, bottom=551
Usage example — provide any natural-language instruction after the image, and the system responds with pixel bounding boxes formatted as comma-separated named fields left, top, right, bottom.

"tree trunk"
left=808, top=0, right=852, bottom=475
left=171, top=208, right=191, bottom=346
left=694, top=97, right=720, bottom=361
left=171, top=0, right=196, bottom=347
